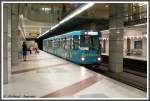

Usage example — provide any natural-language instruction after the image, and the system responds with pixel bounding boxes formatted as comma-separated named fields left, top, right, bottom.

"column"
left=3, top=4, right=11, bottom=84
left=109, top=4, right=124, bottom=73
left=11, top=4, right=19, bottom=65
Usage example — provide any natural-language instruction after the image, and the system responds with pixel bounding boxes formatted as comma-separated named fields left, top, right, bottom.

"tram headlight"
left=97, top=57, right=101, bottom=61
left=81, top=57, right=85, bottom=61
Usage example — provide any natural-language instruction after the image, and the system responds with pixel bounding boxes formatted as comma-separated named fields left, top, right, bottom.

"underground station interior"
left=2, top=1, right=148, bottom=99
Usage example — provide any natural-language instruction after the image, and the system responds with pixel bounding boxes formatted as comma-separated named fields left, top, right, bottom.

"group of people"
left=22, top=41, right=39, bottom=61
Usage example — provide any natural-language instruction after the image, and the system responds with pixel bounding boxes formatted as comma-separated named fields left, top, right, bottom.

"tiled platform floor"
left=3, top=51, right=147, bottom=99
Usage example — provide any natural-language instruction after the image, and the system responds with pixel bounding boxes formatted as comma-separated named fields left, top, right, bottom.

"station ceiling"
left=18, top=3, right=146, bottom=40
left=19, top=3, right=109, bottom=39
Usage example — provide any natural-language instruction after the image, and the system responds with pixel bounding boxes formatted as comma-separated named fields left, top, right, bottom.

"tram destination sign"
left=85, top=32, right=98, bottom=35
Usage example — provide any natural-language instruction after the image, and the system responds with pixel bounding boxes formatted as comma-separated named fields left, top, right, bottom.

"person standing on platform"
left=29, top=46, right=32, bottom=54
left=22, top=41, right=28, bottom=61
left=34, top=42, right=39, bottom=54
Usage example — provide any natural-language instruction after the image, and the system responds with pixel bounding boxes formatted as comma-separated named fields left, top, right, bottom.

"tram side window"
left=73, top=35, right=79, bottom=50
left=43, top=41, right=45, bottom=46
left=56, top=39, right=60, bottom=48
left=66, top=38, right=71, bottom=49
left=48, top=40, right=52, bottom=49
left=58, top=39, right=60, bottom=48
left=62, top=38, right=66, bottom=49
left=43, top=41, right=46, bottom=49
left=70, top=39, right=73, bottom=49
left=59, top=38, right=62, bottom=48
left=61, top=38, right=64, bottom=48
left=60, top=38, right=63, bottom=48
left=53, top=40, right=57, bottom=48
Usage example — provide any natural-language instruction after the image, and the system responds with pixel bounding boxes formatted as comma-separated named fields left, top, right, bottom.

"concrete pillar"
left=109, top=4, right=124, bottom=73
left=11, top=4, right=19, bottom=65
left=3, top=4, right=11, bottom=84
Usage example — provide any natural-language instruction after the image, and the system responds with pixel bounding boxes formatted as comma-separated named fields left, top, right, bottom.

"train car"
left=43, top=30, right=102, bottom=65
left=43, top=39, right=48, bottom=52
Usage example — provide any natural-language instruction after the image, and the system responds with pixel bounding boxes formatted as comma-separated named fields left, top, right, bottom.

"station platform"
left=3, top=51, right=147, bottom=98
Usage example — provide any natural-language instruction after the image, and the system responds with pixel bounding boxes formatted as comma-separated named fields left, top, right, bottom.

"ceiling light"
left=41, top=8, right=51, bottom=11
left=37, top=29, right=50, bottom=38
left=105, top=5, right=108, bottom=7
left=60, top=3, right=95, bottom=24
left=50, top=24, right=60, bottom=30
left=37, top=3, right=95, bottom=39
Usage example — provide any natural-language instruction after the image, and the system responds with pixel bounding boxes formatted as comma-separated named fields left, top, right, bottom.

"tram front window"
left=80, top=35, right=100, bottom=50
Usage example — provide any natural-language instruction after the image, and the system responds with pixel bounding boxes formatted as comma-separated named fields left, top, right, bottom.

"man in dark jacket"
left=22, top=41, right=28, bottom=61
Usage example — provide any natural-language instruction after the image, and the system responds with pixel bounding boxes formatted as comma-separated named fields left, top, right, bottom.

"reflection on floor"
left=3, top=51, right=147, bottom=99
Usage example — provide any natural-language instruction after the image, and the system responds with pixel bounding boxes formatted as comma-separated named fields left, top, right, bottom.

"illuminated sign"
left=28, top=32, right=39, bottom=36
left=85, top=32, right=98, bottom=35
left=26, top=32, right=39, bottom=38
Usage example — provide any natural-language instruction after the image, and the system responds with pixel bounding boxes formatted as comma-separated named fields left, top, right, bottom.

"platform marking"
left=41, top=74, right=102, bottom=98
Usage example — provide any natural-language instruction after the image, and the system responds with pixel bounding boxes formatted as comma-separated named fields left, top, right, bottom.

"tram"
left=43, top=30, right=102, bottom=65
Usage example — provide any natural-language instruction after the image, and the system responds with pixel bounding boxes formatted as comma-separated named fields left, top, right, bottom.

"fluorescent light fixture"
left=134, top=23, right=147, bottom=27
left=37, top=3, right=95, bottom=39
left=50, top=24, right=60, bottom=30
left=41, top=8, right=51, bottom=11
left=37, top=29, right=50, bottom=38
left=60, top=3, right=95, bottom=24
left=105, top=5, right=108, bottom=8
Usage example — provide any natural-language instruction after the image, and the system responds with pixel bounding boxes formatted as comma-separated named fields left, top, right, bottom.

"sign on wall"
left=27, top=32, right=39, bottom=38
